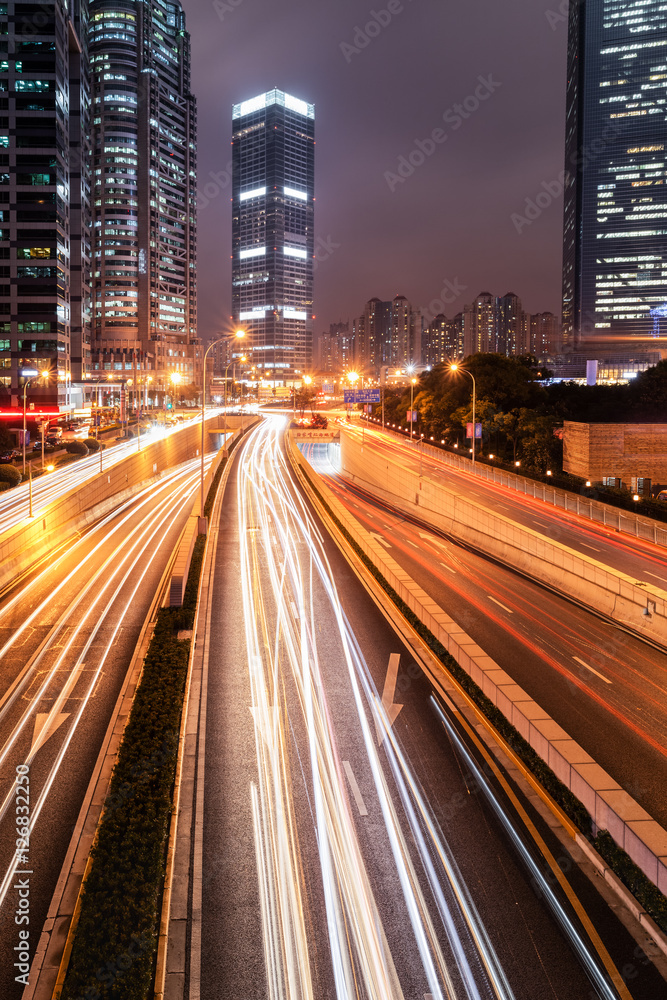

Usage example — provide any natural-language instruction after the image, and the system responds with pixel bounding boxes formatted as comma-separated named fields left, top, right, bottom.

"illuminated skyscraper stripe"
left=232, top=90, right=314, bottom=378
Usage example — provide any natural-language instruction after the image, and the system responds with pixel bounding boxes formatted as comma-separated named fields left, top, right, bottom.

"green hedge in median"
left=296, top=458, right=667, bottom=933
left=59, top=432, right=248, bottom=1000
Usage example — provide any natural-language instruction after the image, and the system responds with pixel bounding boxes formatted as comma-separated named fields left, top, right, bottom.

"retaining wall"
left=0, top=415, right=245, bottom=591
left=340, top=429, right=667, bottom=646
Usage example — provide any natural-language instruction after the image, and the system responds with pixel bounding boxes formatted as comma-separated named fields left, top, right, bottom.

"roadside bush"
left=65, top=440, right=89, bottom=457
left=0, top=462, right=21, bottom=487
left=84, top=437, right=101, bottom=452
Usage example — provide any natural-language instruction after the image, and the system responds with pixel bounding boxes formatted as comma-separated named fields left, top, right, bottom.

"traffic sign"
left=344, top=389, right=381, bottom=404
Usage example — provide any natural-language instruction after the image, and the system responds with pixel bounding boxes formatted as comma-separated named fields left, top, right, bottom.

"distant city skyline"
left=189, top=0, right=569, bottom=342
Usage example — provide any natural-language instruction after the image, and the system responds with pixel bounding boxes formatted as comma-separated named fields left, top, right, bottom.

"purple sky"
left=186, top=0, right=567, bottom=340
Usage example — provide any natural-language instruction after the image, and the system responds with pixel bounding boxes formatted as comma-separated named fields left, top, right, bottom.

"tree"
left=0, top=463, right=21, bottom=487
left=294, top=386, right=317, bottom=416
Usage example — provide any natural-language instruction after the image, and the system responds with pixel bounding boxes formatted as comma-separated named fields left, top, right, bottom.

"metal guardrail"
left=375, top=422, right=667, bottom=549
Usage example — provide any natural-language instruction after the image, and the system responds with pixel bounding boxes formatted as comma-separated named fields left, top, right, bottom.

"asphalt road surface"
left=303, top=442, right=667, bottom=833
left=200, top=417, right=665, bottom=1000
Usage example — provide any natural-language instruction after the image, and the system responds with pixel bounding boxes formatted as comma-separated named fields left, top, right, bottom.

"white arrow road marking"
left=31, top=713, right=70, bottom=757
left=573, top=656, right=612, bottom=685
left=487, top=596, right=513, bottom=614
left=375, top=653, right=403, bottom=746
left=369, top=532, right=392, bottom=549
left=30, top=661, right=85, bottom=757
left=343, top=761, right=368, bottom=817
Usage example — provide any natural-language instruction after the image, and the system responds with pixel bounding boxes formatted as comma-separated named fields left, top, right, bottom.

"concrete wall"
left=340, top=429, right=667, bottom=646
left=288, top=433, right=667, bottom=901
left=0, top=415, right=245, bottom=591
left=563, top=421, right=667, bottom=483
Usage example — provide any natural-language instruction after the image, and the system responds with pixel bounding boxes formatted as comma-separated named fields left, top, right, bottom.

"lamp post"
left=410, top=377, right=417, bottom=441
left=21, top=369, right=48, bottom=474
left=200, top=330, right=245, bottom=525
left=450, top=364, right=476, bottom=466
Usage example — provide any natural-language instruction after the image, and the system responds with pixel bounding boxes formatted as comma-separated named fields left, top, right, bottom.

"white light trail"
left=236, top=417, right=516, bottom=999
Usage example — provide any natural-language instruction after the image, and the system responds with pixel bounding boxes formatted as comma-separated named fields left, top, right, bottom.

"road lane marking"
left=580, top=542, right=601, bottom=552
left=532, top=519, right=548, bottom=527
left=375, top=653, right=403, bottom=746
left=573, top=656, right=612, bottom=685
left=369, top=532, right=392, bottom=548
left=645, top=571, right=667, bottom=584
left=343, top=761, right=368, bottom=817
left=30, top=661, right=85, bottom=757
left=487, top=596, right=513, bottom=614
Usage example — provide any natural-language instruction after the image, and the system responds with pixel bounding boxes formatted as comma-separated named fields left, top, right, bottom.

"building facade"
left=232, top=89, right=314, bottom=381
left=422, top=313, right=463, bottom=366
left=1, top=0, right=91, bottom=414
left=89, top=0, right=198, bottom=398
left=562, top=0, right=667, bottom=347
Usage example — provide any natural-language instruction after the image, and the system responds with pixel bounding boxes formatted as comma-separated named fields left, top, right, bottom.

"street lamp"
left=200, top=329, right=245, bottom=526
left=409, top=377, right=417, bottom=441
left=21, top=368, right=49, bottom=474
left=450, top=364, right=476, bottom=466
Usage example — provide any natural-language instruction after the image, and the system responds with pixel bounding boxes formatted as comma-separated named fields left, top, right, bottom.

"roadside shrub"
left=65, top=440, right=89, bottom=457
left=0, top=462, right=21, bottom=487
left=84, top=437, right=101, bottom=452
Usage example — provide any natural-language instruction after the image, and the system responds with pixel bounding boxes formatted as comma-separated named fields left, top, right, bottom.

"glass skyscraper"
left=89, top=0, right=198, bottom=396
left=563, top=0, right=667, bottom=347
left=232, top=89, right=314, bottom=379
left=1, top=0, right=91, bottom=414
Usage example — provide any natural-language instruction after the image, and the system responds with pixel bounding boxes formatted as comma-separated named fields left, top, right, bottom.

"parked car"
left=0, top=449, right=17, bottom=462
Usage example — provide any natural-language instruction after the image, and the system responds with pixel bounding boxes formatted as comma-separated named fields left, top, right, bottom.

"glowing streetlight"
left=449, top=364, right=476, bottom=466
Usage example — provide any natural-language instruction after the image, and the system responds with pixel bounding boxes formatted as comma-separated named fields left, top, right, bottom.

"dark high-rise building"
left=422, top=314, right=463, bottom=366
left=89, top=0, right=198, bottom=397
left=232, top=89, right=314, bottom=380
left=1, top=0, right=91, bottom=414
left=562, top=0, right=667, bottom=348
left=496, top=292, right=523, bottom=356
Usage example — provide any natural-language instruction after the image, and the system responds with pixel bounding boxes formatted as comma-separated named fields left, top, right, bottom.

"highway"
left=0, top=410, right=209, bottom=534
left=199, top=416, right=665, bottom=1000
left=0, top=454, right=213, bottom=1000
left=303, top=441, right=667, bottom=832
left=344, top=420, right=667, bottom=594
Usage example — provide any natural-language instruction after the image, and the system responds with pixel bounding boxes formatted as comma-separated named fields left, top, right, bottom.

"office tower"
left=232, top=89, right=315, bottom=380
left=89, top=0, right=198, bottom=399
left=496, top=292, right=523, bottom=356
left=1, top=0, right=91, bottom=414
left=562, top=0, right=667, bottom=347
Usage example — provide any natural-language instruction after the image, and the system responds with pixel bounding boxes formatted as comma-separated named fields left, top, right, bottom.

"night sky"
left=186, top=0, right=568, bottom=343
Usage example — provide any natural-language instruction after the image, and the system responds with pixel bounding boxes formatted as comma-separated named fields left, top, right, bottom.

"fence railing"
left=373, top=421, right=667, bottom=549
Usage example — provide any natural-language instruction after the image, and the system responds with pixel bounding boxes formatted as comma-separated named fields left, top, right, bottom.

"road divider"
left=287, top=431, right=667, bottom=951
left=340, top=428, right=667, bottom=648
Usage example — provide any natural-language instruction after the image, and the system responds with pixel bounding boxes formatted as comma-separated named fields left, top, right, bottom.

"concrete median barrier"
left=339, top=429, right=667, bottom=647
